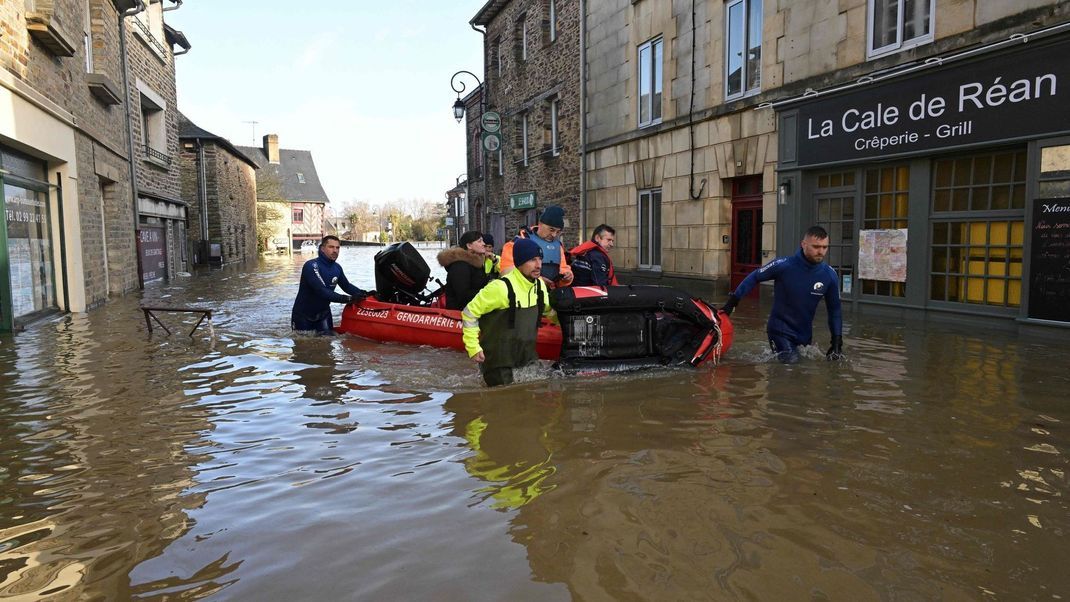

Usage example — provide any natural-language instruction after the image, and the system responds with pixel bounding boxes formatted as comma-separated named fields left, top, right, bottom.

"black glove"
left=339, top=294, right=354, bottom=304
left=720, top=294, right=739, bottom=316
left=826, top=335, right=844, bottom=360
left=365, top=289, right=377, bottom=299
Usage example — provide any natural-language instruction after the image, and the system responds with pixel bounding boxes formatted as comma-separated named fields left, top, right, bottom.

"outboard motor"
left=373, top=242, right=432, bottom=305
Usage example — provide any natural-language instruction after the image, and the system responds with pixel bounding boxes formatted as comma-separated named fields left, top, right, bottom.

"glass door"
left=3, top=179, right=57, bottom=327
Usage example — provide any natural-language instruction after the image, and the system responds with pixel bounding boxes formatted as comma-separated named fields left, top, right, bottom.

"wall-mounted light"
left=778, top=180, right=791, bottom=205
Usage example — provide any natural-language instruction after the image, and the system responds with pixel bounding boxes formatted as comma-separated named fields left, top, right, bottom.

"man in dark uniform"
left=291, top=235, right=368, bottom=334
left=462, top=238, right=557, bottom=386
left=721, top=226, right=844, bottom=363
left=569, top=224, right=618, bottom=286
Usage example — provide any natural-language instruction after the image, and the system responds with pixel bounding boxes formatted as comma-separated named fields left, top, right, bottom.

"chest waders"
left=479, top=278, right=545, bottom=387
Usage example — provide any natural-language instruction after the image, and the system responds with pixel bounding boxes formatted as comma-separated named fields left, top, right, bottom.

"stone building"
left=471, top=0, right=583, bottom=249
left=177, top=113, right=259, bottom=266
left=581, top=0, right=1070, bottom=329
left=0, top=0, right=189, bottom=331
left=239, top=135, right=331, bottom=252
left=126, top=1, right=190, bottom=283
left=445, top=177, right=468, bottom=246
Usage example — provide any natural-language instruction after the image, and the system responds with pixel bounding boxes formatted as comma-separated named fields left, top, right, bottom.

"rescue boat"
left=334, top=242, right=734, bottom=371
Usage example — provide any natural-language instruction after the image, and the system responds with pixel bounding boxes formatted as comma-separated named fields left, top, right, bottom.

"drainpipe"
left=688, top=0, right=707, bottom=200
left=162, top=0, right=182, bottom=11
left=55, top=172, right=69, bottom=312
left=119, top=0, right=146, bottom=286
left=579, top=0, right=588, bottom=241
left=196, top=138, right=209, bottom=263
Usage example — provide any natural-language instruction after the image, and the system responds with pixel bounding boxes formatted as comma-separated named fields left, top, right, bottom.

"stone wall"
left=179, top=143, right=258, bottom=265
left=480, top=0, right=583, bottom=247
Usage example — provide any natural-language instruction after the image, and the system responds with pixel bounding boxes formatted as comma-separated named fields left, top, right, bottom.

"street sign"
left=481, top=111, right=501, bottom=133
left=482, top=131, right=501, bottom=152
left=509, top=191, right=536, bottom=211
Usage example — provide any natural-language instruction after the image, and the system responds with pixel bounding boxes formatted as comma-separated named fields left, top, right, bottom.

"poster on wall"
left=138, top=228, right=167, bottom=283
left=857, top=228, right=908, bottom=282
left=1028, top=198, right=1070, bottom=322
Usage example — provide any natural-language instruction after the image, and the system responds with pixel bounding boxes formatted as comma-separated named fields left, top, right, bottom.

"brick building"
left=177, top=113, right=259, bottom=266
left=126, top=2, right=190, bottom=283
left=470, top=0, right=583, bottom=250
left=0, top=0, right=190, bottom=331
left=239, top=135, right=331, bottom=252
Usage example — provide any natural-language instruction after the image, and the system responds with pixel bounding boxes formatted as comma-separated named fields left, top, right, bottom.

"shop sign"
left=1028, top=198, right=1070, bottom=322
left=138, top=227, right=167, bottom=283
left=509, top=191, right=536, bottom=211
left=787, top=36, right=1070, bottom=167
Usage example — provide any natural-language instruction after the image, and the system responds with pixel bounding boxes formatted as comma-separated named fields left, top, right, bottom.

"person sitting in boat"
left=721, top=225, right=844, bottom=364
left=437, top=231, right=491, bottom=310
left=481, top=233, right=500, bottom=277
left=291, top=235, right=368, bottom=335
left=462, top=238, right=558, bottom=387
left=499, top=205, right=573, bottom=288
left=569, top=224, right=618, bottom=287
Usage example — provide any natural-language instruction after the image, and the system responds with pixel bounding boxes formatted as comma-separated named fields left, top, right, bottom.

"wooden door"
left=730, top=177, right=763, bottom=294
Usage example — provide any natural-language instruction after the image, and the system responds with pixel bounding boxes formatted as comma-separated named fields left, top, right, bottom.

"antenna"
left=242, top=120, right=259, bottom=143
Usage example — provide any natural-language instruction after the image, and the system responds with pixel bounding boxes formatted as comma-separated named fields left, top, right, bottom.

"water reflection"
left=0, top=248, right=1066, bottom=599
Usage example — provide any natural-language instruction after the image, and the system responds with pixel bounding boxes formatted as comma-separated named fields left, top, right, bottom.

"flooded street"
left=1, top=246, right=1068, bottom=600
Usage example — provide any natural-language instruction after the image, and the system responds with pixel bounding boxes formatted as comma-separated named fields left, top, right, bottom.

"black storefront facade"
left=774, top=28, right=1070, bottom=327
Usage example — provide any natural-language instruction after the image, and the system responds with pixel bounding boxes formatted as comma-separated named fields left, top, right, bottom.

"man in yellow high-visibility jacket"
left=462, top=238, right=557, bottom=386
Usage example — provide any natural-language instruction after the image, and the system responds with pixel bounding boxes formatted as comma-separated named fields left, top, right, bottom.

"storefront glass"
left=4, top=182, right=56, bottom=320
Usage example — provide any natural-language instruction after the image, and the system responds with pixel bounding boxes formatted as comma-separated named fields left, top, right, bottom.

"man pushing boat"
left=291, top=235, right=369, bottom=335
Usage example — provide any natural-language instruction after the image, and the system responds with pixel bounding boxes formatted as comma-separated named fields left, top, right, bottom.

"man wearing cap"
left=462, top=237, right=558, bottom=386
left=500, top=205, right=573, bottom=288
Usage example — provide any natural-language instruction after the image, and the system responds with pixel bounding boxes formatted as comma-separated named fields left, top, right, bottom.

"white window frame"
left=498, top=144, right=504, bottom=176
left=83, top=0, right=93, bottom=73
left=637, top=37, right=663, bottom=128
left=549, top=0, right=557, bottom=43
left=724, top=0, right=762, bottom=101
left=550, top=98, right=560, bottom=156
left=496, top=37, right=503, bottom=76
left=866, top=0, right=935, bottom=59
left=638, top=188, right=662, bottom=269
left=521, top=17, right=528, bottom=61
left=522, top=112, right=529, bottom=166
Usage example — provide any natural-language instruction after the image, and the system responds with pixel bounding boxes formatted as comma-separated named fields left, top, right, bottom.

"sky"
left=167, top=1, right=487, bottom=209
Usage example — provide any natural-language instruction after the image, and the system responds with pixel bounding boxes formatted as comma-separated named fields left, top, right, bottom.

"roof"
left=177, top=112, right=260, bottom=169
left=236, top=142, right=330, bottom=204
left=471, top=0, right=510, bottom=26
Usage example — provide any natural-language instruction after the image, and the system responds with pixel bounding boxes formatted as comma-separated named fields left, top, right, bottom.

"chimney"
left=263, top=134, right=279, bottom=164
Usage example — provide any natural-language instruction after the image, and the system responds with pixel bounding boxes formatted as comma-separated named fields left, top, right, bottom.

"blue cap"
left=539, top=205, right=565, bottom=229
left=512, top=237, right=542, bottom=266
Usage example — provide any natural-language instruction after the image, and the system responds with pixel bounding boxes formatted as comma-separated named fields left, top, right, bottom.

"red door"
left=730, top=177, right=763, bottom=295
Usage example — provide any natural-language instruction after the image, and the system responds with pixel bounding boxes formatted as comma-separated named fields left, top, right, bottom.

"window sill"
left=143, top=151, right=172, bottom=170
left=87, top=73, right=123, bottom=106
left=638, top=118, right=663, bottom=130
left=26, top=13, right=77, bottom=57
left=725, top=87, right=761, bottom=103
left=866, top=36, right=934, bottom=61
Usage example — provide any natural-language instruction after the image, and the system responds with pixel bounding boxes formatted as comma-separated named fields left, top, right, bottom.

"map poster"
left=857, top=228, right=908, bottom=282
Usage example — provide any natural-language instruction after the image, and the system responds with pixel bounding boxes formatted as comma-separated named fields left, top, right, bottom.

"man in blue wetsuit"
left=291, top=235, right=368, bottom=334
left=721, top=226, right=844, bottom=363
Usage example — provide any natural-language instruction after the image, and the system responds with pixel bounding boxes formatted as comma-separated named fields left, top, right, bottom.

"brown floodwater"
left=0, top=246, right=1067, bottom=600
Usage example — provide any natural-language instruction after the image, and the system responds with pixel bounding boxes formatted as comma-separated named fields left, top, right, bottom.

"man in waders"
left=462, top=238, right=557, bottom=386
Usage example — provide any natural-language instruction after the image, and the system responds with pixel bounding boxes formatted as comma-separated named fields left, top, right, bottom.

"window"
left=725, top=0, right=762, bottom=100
left=638, top=189, right=662, bottom=268
left=495, top=37, right=503, bottom=76
left=861, top=166, right=909, bottom=297
left=815, top=171, right=858, bottom=296
left=930, top=149, right=1026, bottom=308
left=550, top=98, right=560, bottom=156
left=549, top=0, right=557, bottom=43
left=292, top=208, right=304, bottom=223
left=522, top=112, right=529, bottom=166
left=498, top=144, right=504, bottom=176
left=139, top=91, right=166, bottom=162
left=83, top=0, right=93, bottom=73
left=297, top=172, right=306, bottom=184
left=638, top=37, right=663, bottom=127
left=867, top=0, right=934, bottom=58
left=521, top=16, right=528, bottom=62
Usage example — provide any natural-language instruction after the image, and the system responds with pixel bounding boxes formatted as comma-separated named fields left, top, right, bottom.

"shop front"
left=1, top=146, right=59, bottom=329
left=137, top=195, right=187, bottom=284
left=775, top=29, right=1070, bottom=326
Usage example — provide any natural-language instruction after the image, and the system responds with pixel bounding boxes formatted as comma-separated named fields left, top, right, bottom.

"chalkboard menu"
left=1028, top=198, right=1070, bottom=322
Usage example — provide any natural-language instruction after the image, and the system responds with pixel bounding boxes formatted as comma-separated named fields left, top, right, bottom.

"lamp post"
left=450, top=69, right=486, bottom=235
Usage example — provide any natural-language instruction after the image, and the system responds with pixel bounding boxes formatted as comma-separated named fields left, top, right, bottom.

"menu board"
left=1028, top=198, right=1070, bottom=322
left=138, top=228, right=167, bottom=283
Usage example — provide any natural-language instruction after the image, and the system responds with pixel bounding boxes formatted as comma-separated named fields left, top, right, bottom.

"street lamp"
left=450, top=70, right=482, bottom=123
left=450, top=69, right=487, bottom=233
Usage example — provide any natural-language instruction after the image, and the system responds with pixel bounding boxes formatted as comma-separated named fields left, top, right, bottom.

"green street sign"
left=481, top=111, right=501, bottom=133
left=481, top=131, right=501, bottom=152
left=509, top=191, right=536, bottom=210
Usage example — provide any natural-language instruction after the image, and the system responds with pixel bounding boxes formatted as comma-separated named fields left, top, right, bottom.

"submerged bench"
left=140, top=305, right=213, bottom=337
